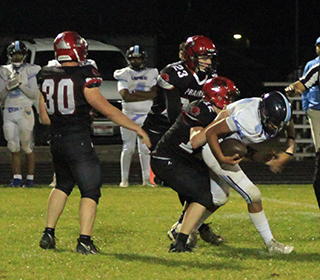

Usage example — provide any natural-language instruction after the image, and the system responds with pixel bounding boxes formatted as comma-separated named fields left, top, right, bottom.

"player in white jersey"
left=171, top=91, right=295, bottom=254
left=0, top=41, right=41, bottom=187
left=114, top=45, right=159, bottom=187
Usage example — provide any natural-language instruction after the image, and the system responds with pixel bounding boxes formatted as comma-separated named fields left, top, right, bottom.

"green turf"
left=0, top=184, right=319, bottom=279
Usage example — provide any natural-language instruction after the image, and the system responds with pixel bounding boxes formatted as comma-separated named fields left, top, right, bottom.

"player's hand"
left=6, top=72, right=21, bottom=91
left=265, top=152, right=291, bottom=173
left=220, top=154, right=243, bottom=166
left=285, top=85, right=302, bottom=97
left=137, top=128, right=151, bottom=148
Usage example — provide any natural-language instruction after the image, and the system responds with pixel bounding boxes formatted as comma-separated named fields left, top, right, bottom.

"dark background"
left=0, top=0, right=320, bottom=97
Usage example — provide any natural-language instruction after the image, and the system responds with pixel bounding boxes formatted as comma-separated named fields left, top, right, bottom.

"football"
left=220, top=138, right=247, bottom=158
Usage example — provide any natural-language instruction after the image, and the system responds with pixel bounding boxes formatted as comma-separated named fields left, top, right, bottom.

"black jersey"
left=153, top=99, right=218, bottom=161
left=144, top=61, right=210, bottom=131
left=37, top=65, right=102, bottom=135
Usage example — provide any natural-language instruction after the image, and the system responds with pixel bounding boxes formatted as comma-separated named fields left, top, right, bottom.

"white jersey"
left=225, top=98, right=268, bottom=145
left=113, top=66, right=159, bottom=114
left=0, top=63, right=41, bottom=108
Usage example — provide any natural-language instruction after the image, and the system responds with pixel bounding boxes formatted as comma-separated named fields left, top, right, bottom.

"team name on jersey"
left=131, top=75, right=148, bottom=81
left=184, top=88, right=203, bottom=98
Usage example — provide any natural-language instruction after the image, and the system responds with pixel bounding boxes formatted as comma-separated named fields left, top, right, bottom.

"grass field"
left=1, top=184, right=319, bottom=280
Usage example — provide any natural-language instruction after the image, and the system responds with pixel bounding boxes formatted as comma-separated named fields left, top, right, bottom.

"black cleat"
left=76, top=239, right=99, bottom=255
left=40, top=232, right=56, bottom=249
left=198, top=223, right=224, bottom=246
left=169, top=242, right=192, bottom=253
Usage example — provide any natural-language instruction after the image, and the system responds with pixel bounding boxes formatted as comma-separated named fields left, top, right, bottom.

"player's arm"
left=285, top=81, right=306, bottom=97
left=266, top=120, right=296, bottom=173
left=205, top=118, right=242, bottom=165
left=190, top=109, right=230, bottom=149
left=119, top=85, right=158, bottom=102
left=38, top=92, right=50, bottom=125
left=84, top=87, right=151, bottom=147
left=163, top=87, right=183, bottom=124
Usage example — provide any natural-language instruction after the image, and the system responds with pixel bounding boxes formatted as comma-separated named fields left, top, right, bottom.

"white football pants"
left=3, top=106, right=34, bottom=154
left=120, top=112, right=150, bottom=182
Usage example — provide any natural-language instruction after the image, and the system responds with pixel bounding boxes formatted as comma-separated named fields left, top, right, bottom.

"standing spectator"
left=286, top=37, right=320, bottom=209
left=114, top=45, right=158, bottom=187
left=0, top=41, right=41, bottom=187
left=38, top=31, right=150, bottom=254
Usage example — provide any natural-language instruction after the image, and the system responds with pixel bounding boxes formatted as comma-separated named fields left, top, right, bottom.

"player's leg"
left=3, top=109, right=22, bottom=187
left=307, top=109, right=320, bottom=209
left=202, top=144, right=294, bottom=254
left=120, top=125, right=137, bottom=187
left=68, top=135, right=101, bottom=254
left=40, top=136, right=75, bottom=250
left=19, top=107, right=35, bottom=187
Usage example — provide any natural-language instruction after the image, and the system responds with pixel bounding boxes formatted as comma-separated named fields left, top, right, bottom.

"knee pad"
left=21, top=143, right=33, bottom=154
left=7, top=141, right=20, bottom=153
left=245, top=183, right=262, bottom=204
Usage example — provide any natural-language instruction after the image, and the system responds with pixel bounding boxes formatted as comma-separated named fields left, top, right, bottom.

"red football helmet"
left=183, top=35, right=217, bottom=73
left=203, top=76, right=240, bottom=109
left=54, top=31, right=87, bottom=63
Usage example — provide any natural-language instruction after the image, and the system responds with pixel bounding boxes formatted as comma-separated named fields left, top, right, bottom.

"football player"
left=142, top=35, right=218, bottom=152
left=38, top=31, right=150, bottom=255
left=114, top=45, right=159, bottom=187
left=0, top=41, right=41, bottom=187
left=172, top=91, right=295, bottom=254
left=150, top=77, right=239, bottom=252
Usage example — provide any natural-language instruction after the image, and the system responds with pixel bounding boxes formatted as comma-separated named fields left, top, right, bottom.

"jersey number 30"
left=42, top=78, right=76, bottom=115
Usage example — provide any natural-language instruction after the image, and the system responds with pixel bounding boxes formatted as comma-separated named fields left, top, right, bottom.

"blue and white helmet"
left=259, top=91, right=291, bottom=138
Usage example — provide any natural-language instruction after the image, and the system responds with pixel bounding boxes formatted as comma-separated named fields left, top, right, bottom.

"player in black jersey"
left=150, top=77, right=239, bottom=252
left=37, top=31, right=150, bottom=255
left=142, top=35, right=218, bottom=151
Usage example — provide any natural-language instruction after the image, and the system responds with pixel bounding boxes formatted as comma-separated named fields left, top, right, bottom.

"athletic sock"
left=175, top=233, right=188, bottom=246
left=249, top=210, right=273, bottom=244
left=79, top=235, right=91, bottom=244
left=44, top=227, right=55, bottom=236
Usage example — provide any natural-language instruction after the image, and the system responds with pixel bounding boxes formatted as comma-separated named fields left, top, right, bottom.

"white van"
left=17, top=38, right=127, bottom=144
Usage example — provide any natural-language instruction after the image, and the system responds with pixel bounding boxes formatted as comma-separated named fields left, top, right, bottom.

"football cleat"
left=266, top=239, right=294, bottom=254
left=186, top=230, right=198, bottom=248
left=22, top=179, right=34, bottom=188
left=167, top=221, right=181, bottom=241
left=169, top=242, right=193, bottom=253
left=198, top=223, right=224, bottom=246
left=49, top=174, right=56, bottom=188
left=143, top=180, right=156, bottom=187
left=40, top=232, right=56, bottom=249
left=7, top=178, right=23, bottom=188
left=76, top=239, right=99, bottom=255
left=119, top=180, right=129, bottom=188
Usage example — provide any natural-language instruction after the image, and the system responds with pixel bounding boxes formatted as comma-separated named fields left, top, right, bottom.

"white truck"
left=11, top=38, right=127, bottom=144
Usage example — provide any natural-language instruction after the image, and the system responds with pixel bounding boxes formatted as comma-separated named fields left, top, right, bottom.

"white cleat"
left=49, top=174, right=56, bottom=188
left=119, top=180, right=129, bottom=188
left=266, top=239, right=294, bottom=254
left=143, top=180, right=156, bottom=187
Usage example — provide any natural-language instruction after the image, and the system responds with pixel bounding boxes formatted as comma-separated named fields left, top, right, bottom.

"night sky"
left=1, top=0, right=320, bottom=96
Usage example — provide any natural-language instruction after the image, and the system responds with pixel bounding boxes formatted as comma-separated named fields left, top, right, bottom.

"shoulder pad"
left=113, top=67, right=128, bottom=80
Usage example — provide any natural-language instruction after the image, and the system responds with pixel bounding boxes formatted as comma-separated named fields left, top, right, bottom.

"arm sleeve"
left=163, top=87, right=183, bottom=125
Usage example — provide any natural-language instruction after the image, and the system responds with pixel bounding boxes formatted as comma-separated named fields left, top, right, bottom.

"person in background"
left=286, top=37, right=320, bottom=210
left=114, top=45, right=158, bottom=187
left=38, top=31, right=150, bottom=255
left=0, top=41, right=41, bottom=187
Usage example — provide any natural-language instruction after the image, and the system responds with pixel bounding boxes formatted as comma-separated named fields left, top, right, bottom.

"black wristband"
left=287, top=136, right=295, bottom=140
left=285, top=152, right=293, bottom=156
